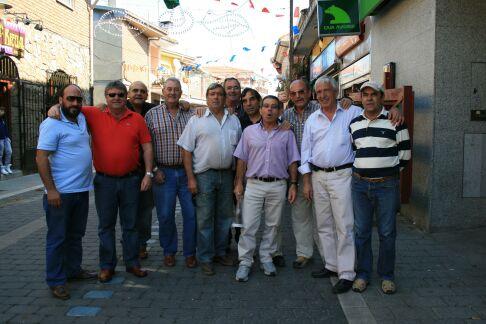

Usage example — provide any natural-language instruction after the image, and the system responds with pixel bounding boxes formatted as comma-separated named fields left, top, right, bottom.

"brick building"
left=0, top=0, right=92, bottom=172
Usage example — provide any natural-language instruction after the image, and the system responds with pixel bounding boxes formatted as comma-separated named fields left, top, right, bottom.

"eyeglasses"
left=66, top=96, right=83, bottom=103
left=107, top=93, right=126, bottom=98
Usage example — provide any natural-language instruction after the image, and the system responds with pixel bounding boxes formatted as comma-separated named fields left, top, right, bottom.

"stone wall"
left=370, top=0, right=437, bottom=231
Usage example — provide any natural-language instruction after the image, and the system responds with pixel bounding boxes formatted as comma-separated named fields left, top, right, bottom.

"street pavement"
left=0, top=175, right=485, bottom=323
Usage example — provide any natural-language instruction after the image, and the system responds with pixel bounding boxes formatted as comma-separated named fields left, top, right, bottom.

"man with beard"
left=178, top=83, right=242, bottom=276
left=37, top=84, right=96, bottom=300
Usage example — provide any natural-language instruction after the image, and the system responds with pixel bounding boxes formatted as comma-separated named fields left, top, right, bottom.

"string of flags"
left=211, top=0, right=299, bottom=18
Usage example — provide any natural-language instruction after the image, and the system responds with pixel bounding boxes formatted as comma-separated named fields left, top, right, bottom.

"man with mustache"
left=37, top=84, right=96, bottom=300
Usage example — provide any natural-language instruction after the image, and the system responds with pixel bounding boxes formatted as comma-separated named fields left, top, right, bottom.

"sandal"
left=352, top=278, right=368, bottom=293
left=381, top=280, right=396, bottom=294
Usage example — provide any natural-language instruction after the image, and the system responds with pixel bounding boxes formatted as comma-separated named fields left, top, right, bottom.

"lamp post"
left=289, top=0, right=294, bottom=80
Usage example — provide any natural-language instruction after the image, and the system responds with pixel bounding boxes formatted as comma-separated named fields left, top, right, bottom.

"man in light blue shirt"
left=36, top=84, right=95, bottom=300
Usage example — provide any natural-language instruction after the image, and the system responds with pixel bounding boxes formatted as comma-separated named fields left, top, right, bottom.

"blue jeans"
left=194, top=169, right=234, bottom=263
left=352, top=175, right=400, bottom=281
left=152, top=167, right=196, bottom=257
left=43, top=191, right=89, bottom=287
left=136, top=186, right=154, bottom=248
left=94, top=173, right=141, bottom=269
left=0, top=137, right=12, bottom=165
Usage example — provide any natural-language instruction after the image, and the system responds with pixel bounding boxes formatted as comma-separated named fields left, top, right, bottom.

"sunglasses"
left=66, top=96, right=83, bottom=103
left=107, top=93, right=126, bottom=98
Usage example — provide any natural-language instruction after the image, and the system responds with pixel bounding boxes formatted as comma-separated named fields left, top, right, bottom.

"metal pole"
left=289, top=0, right=294, bottom=81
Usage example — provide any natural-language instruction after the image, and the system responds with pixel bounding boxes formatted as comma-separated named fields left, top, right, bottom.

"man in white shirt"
left=178, top=83, right=242, bottom=276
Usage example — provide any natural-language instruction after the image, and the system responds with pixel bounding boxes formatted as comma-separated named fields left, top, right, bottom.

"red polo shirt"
left=82, top=106, right=152, bottom=176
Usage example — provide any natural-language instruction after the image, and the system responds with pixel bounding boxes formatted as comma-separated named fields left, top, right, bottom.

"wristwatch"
left=145, top=171, right=154, bottom=178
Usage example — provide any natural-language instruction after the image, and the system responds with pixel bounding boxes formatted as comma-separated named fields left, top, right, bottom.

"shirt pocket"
left=229, top=130, right=238, bottom=146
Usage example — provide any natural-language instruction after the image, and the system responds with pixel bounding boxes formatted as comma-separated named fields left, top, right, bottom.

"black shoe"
left=311, top=267, right=338, bottom=278
left=332, top=279, right=353, bottom=294
left=272, top=255, right=285, bottom=268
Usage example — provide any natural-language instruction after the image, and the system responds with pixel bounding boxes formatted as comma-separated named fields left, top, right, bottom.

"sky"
left=97, top=0, right=308, bottom=85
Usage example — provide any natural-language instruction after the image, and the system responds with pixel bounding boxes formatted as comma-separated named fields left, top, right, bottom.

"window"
left=57, top=0, right=74, bottom=10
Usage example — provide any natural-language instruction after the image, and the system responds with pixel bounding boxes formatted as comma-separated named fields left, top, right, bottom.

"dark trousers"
left=44, top=191, right=89, bottom=287
left=94, top=174, right=141, bottom=269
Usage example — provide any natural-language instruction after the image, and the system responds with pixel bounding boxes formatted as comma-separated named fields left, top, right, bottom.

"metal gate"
left=19, top=81, right=46, bottom=172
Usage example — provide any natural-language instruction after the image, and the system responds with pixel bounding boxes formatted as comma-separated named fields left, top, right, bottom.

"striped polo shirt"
left=349, top=108, right=411, bottom=178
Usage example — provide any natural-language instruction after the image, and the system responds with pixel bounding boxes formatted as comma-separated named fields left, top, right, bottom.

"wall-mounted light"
left=34, top=23, right=43, bottom=31
left=22, top=16, right=31, bottom=25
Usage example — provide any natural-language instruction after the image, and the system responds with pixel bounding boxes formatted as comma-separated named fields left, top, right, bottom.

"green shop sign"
left=317, top=0, right=361, bottom=37
left=359, top=0, right=386, bottom=21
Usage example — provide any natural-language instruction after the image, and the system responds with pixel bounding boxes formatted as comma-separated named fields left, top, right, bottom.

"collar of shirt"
left=360, top=106, right=388, bottom=120
left=106, top=107, right=133, bottom=121
left=204, top=107, right=229, bottom=118
left=258, top=120, right=280, bottom=131
left=161, top=102, right=185, bottom=115
left=315, top=102, right=345, bottom=121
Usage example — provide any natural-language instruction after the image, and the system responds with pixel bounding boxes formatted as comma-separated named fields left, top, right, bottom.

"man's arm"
left=35, top=150, right=61, bottom=208
left=182, top=149, right=197, bottom=195
left=288, top=162, right=298, bottom=204
left=234, top=159, right=247, bottom=200
left=140, top=142, right=153, bottom=191
left=396, top=124, right=411, bottom=171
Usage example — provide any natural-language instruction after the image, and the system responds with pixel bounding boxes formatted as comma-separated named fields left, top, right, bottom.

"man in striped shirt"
left=349, top=81, right=411, bottom=295
left=144, top=77, right=197, bottom=269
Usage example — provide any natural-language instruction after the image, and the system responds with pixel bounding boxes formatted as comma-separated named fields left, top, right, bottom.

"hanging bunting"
left=275, top=14, right=284, bottom=17
left=294, top=6, right=300, bottom=18
left=163, top=0, right=180, bottom=9
left=231, top=2, right=238, bottom=6
left=242, top=47, right=251, bottom=51
left=261, top=46, right=266, bottom=52
left=261, top=7, right=270, bottom=13
left=292, top=25, right=300, bottom=35
left=249, top=0, right=255, bottom=9
left=230, top=55, right=236, bottom=62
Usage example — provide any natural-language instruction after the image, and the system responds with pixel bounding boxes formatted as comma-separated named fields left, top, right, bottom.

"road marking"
left=0, top=216, right=45, bottom=251
left=330, top=277, right=377, bottom=324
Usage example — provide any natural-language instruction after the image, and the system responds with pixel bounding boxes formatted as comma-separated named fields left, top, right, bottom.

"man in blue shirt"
left=36, top=84, right=96, bottom=300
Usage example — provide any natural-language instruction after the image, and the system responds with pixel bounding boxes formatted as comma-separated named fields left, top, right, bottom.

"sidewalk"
left=0, top=173, right=485, bottom=323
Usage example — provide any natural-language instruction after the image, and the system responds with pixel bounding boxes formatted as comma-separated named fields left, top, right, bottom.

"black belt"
left=252, top=177, right=283, bottom=182
left=311, top=163, right=353, bottom=173
left=158, top=164, right=184, bottom=169
left=97, top=171, right=138, bottom=178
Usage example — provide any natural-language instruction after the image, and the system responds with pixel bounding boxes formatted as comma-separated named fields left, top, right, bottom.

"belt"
left=311, top=163, right=353, bottom=172
left=158, top=164, right=184, bottom=169
left=96, top=171, right=138, bottom=178
left=353, top=173, right=398, bottom=183
left=251, top=177, right=283, bottom=182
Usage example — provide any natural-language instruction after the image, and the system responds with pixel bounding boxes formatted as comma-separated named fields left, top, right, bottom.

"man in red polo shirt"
left=49, top=80, right=154, bottom=282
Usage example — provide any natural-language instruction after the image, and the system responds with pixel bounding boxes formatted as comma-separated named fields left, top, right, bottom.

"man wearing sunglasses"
left=47, top=80, right=154, bottom=283
left=37, top=84, right=96, bottom=300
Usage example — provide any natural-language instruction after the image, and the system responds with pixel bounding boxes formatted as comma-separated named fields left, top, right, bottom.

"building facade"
left=0, top=0, right=91, bottom=172
left=286, top=0, right=486, bottom=231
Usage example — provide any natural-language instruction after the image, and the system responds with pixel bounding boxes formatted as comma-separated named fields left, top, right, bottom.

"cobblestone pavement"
left=0, top=191, right=347, bottom=323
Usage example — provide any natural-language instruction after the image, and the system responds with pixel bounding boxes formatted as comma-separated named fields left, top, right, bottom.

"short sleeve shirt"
left=82, top=107, right=152, bottom=176
left=37, top=112, right=93, bottom=193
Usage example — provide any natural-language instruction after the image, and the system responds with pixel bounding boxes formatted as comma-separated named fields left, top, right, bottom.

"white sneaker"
left=0, top=166, right=8, bottom=175
left=235, top=264, right=250, bottom=282
left=5, top=164, right=12, bottom=174
left=260, top=262, right=276, bottom=276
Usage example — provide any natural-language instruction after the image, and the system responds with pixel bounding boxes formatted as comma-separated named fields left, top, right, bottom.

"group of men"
left=36, top=73, right=410, bottom=300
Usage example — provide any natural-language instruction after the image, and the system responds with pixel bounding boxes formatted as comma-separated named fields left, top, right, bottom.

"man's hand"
left=140, top=175, right=152, bottom=191
left=187, top=175, right=198, bottom=195
left=288, top=184, right=297, bottom=204
left=388, top=106, right=404, bottom=126
left=195, top=106, right=207, bottom=117
left=153, top=169, right=165, bottom=185
left=279, top=120, right=292, bottom=131
left=180, top=100, right=191, bottom=111
left=47, top=104, right=61, bottom=120
left=302, top=175, right=313, bottom=201
left=234, top=182, right=244, bottom=200
left=339, top=97, right=353, bottom=110
left=47, top=189, right=62, bottom=208
left=96, top=103, right=107, bottom=112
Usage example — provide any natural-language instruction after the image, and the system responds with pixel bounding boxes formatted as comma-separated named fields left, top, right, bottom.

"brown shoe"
left=164, top=255, right=176, bottom=267
left=98, top=269, right=115, bottom=283
left=50, top=285, right=70, bottom=300
left=126, top=266, right=148, bottom=278
left=200, top=262, right=215, bottom=276
left=139, top=246, right=148, bottom=260
left=213, top=254, right=234, bottom=266
left=68, top=269, right=97, bottom=281
left=292, top=256, right=310, bottom=269
left=185, top=255, right=197, bottom=268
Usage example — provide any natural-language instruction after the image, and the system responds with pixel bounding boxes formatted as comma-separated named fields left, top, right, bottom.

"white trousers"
left=238, top=179, right=287, bottom=266
left=312, top=168, right=356, bottom=281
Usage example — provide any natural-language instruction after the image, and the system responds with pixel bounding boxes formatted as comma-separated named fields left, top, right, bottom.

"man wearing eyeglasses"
left=37, top=84, right=96, bottom=300
left=48, top=81, right=154, bottom=282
